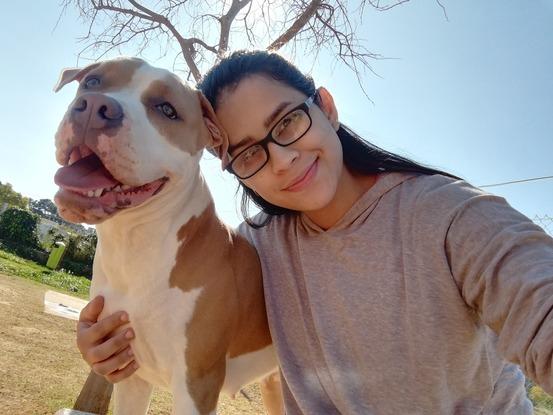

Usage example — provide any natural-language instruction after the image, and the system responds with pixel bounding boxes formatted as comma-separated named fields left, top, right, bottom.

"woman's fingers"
left=104, top=358, right=140, bottom=384
left=91, top=311, right=129, bottom=342
left=78, top=295, right=105, bottom=326
left=92, top=346, right=138, bottom=380
left=76, top=297, right=138, bottom=384
left=77, top=310, right=129, bottom=354
left=85, top=328, right=135, bottom=364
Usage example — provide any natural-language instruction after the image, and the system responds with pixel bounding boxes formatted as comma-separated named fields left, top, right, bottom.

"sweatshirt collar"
left=298, top=172, right=418, bottom=235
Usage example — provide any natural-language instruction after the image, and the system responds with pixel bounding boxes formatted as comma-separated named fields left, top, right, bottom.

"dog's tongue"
left=55, top=154, right=119, bottom=191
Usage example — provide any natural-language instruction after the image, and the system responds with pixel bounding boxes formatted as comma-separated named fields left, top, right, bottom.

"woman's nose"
left=267, top=142, right=299, bottom=173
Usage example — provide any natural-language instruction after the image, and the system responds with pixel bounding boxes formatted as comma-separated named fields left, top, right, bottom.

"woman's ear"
left=316, top=87, right=340, bottom=131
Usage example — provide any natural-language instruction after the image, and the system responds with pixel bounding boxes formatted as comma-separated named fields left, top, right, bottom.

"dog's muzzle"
left=71, top=92, right=124, bottom=131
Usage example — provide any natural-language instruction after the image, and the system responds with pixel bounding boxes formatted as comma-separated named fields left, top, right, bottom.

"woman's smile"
left=282, top=157, right=318, bottom=192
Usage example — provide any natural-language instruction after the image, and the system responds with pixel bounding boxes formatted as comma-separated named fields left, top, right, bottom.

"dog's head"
left=53, top=57, right=226, bottom=224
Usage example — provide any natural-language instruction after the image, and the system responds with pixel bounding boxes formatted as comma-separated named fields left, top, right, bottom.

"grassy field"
left=0, top=249, right=90, bottom=299
left=1, top=249, right=552, bottom=414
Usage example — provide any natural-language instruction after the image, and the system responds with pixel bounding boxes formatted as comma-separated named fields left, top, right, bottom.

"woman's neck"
left=303, top=169, right=377, bottom=230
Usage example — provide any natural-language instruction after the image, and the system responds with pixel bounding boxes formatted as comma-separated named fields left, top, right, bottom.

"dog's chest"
left=110, top=282, right=204, bottom=387
left=92, top=243, right=205, bottom=388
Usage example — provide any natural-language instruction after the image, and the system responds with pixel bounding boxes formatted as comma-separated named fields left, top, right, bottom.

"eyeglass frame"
left=226, top=92, right=318, bottom=180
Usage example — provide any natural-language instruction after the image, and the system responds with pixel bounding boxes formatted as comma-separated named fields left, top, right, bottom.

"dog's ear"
left=197, top=91, right=230, bottom=169
left=53, top=63, right=101, bottom=93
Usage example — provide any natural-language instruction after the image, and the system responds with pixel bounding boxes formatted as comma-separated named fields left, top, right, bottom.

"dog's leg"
left=260, top=371, right=284, bottom=415
left=171, top=393, right=217, bottom=415
left=112, top=375, right=153, bottom=415
left=170, top=380, right=203, bottom=415
left=171, top=380, right=218, bottom=415
left=171, top=362, right=225, bottom=415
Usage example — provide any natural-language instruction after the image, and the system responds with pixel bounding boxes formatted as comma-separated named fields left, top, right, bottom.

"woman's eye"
left=275, top=112, right=300, bottom=137
left=282, top=115, right=295, bottom=128
left=156, top=102, right=178, bottom=120
left=84, top=77, right=100, bottom=89
left=243, top=146, right=261, bottom=161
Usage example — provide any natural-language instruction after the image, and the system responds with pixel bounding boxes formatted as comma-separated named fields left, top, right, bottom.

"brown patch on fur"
left=141, top=78, right=210, bottom=156
left=169, top=203, right=271, bottom=414
left=77, top=58, right=143, bottom=93
left=54, top=63, right=101, bottom=92
left=61, top=59, right=145, bottom=159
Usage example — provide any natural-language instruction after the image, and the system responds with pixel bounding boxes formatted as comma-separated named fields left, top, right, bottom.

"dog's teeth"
left=94, top=189, right=103, bottom=197
left=113, top=185, right=122, bottom=192
left=87, top=190, right=94, bottom=197
left=122, top=185, right=131, bottom=190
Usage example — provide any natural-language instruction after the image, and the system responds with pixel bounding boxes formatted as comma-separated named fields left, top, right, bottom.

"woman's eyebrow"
left=228, top=136, right=256, bottom=153
left=228, top=101, right=293, bottom=153
left=263, top=101, right=292, bottom=129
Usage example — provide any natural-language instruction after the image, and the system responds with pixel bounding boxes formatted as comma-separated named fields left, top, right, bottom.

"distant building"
left=37, top=218, right=68, bottom=242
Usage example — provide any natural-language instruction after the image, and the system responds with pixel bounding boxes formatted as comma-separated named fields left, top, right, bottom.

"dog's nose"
left=72, top=93, right=124, bottom=130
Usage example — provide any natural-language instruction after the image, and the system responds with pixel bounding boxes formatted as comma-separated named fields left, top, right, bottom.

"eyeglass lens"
left=232, top=107, right=311, bottom=178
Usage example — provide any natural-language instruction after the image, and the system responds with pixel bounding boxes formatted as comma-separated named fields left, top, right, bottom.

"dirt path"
left=0, top=273, right=266, bottom=414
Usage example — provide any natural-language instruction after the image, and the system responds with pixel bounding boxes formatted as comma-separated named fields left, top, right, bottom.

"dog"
left=53, top=57, right=279, bottom=414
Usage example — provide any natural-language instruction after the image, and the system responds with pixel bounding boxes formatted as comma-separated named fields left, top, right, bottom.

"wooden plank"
left=72, top=370, right=113, bottom=415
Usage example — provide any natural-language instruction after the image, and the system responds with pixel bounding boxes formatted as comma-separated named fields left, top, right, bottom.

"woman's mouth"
left=283, top=159, right=318, bottom=192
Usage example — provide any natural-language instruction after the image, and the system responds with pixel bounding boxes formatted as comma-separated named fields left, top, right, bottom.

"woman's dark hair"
left=198, top=50, right=459, bottom=227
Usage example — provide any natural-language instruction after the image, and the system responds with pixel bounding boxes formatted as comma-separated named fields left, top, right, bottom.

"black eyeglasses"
left=226, top=94, right=316, bottom=179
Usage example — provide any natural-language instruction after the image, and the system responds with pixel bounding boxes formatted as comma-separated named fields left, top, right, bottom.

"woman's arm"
left=444, top=190, right=553, bottom=393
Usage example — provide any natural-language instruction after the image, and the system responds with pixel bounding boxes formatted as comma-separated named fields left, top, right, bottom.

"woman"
left=77, top=50, right=553, bottom=414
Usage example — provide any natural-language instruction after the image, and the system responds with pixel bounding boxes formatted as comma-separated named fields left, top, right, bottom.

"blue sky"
left=0, top=1, right=551, bottom=227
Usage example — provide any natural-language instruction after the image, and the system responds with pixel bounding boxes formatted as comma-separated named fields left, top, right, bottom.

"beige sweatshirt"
left=238, top=173, right=553, bottom=415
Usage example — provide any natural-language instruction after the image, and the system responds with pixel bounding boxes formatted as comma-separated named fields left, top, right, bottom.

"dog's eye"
left=156, top=102, right=178, bottom=120
left=84, top=77, right=101, bottom=89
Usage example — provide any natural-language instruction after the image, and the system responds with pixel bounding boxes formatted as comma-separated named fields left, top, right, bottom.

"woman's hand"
left=77, top=295, right=139, bottom=383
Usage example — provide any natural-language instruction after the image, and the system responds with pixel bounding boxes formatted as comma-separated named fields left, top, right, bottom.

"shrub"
left=59, top=259, right=93, bottom=280
left=61, top=232, right=96, bottom=279
left=0, top=207, right=40, bottom=248
left=0, top=239, right=48, bottom=265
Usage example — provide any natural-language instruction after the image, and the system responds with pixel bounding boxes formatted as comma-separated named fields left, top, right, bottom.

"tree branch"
left=60, top=0, right=436, bottom=91
left=189, top=37, right=218, bottom=55
left=267, top=0, right=323, bottom=51
left=435, top=0, right=449, bottom=21
left=363, top=0, right=410, bottom=11
left=218, top=0, right=252, bottom=57
left=91, top=0, right=152, bottom=21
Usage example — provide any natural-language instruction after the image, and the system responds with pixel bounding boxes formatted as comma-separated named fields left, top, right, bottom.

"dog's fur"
left=53, top=57, right=278, bottom=414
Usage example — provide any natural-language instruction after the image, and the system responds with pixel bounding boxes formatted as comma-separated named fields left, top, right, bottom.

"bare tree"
left=59, top=0, right=441, bottom=84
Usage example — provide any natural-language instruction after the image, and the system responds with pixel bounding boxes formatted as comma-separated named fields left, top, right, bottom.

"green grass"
left=530, top=383, right=553, bottom=411
left=0, top=248, right=90, bottom=298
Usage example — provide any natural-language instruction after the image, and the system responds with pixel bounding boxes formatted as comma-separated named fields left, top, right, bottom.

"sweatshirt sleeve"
left=441, top=181, right=553, bottom=393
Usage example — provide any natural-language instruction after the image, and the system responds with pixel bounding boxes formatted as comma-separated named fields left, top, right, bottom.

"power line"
left=479, top=175, right=553, bottom=189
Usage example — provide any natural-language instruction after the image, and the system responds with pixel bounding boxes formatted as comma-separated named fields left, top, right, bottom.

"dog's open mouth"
left=54, top=146, right=167, bottom=212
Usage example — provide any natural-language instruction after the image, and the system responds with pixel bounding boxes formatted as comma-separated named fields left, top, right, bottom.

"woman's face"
left=215, top=74, right=347, bottom=216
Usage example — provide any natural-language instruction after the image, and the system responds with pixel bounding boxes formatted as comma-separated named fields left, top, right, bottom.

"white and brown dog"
left=53, top=57, right=278, bottom=414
